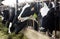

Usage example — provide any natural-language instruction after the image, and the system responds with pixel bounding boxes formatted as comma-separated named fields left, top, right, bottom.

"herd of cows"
left=0, top=1, right=60, bottom=37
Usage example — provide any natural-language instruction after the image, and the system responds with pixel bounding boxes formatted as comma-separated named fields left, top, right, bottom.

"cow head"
left=18, top=3, right=42, bottom=22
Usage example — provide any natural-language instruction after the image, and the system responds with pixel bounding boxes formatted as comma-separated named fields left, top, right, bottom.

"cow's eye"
left=31, top=7, right=34, bottom=11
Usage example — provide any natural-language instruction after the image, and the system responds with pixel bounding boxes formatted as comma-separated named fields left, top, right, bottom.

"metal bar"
left=54, top=0, right=56, bottom=10
left=13, top=0, right=18, bottom=23
left=54, top=0, right=57, bottom=38
left=48, top=0, right=51, bottom=7
left=15, top=0, right=18, bottom=16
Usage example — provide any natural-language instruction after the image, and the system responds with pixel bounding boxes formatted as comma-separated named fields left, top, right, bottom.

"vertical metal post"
left=54, top=0, right=57, bottom=38
left=54, top=0, right=56, bottom=10
left=13, top=0, right=18, bottom=23
left=15, top=0, right=18, bottom=16
left=59, top=0, right=60, bottom=33
left=48, top=0, right=51, bottom=8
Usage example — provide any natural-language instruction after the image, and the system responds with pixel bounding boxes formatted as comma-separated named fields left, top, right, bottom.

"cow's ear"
left=31, top=7, right=34, bottom=11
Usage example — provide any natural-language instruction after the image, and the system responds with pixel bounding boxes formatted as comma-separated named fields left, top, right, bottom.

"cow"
left=1, top=10, right=9, bottom=25
left=40, top=1, right=60, bottom=37
left=0, top=5, right=26, bottom=34
left=13, top=2, right=42, bottom=34
left=39, top=1, right=55, bottom=30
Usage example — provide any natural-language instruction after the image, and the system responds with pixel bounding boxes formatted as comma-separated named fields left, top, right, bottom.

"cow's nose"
left=18, top=16, right=20, bottom=20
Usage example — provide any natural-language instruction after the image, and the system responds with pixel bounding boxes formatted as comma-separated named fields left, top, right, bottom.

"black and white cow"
left=1, top=10, right=9, bottom=25
left=0, top=6, right=25, bottom=34
left=0, top=8, right=15, bottom=33
left=14, top=3, right=42, bottom=34
left=40, top=1, right=55, bottom=30
left=40, top=1, right=60, bottom=37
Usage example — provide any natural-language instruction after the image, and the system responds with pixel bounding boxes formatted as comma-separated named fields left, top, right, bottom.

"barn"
left=0, top=0, right=60, bottom=39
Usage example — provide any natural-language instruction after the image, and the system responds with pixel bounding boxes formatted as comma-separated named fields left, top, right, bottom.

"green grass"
left=0, top=17, right=28, bottom=39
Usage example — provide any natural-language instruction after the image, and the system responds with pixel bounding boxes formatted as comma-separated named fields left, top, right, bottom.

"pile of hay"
left=24, top=28, right=50, bottom=39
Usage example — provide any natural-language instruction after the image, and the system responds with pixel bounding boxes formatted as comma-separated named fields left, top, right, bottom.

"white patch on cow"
left=58, top=2, right=60, bottom=4
left=1, top=16, right=4, bottom=20
left=1, top=12, right=3, bottom=14
left=18, top=3, right=30, bottom=21
left=31, top=7, right=34, bottom=11
left=8, top=22, right=12, bottom=34
left=39, top=27, right=45, bottom=30
left=51, top=2, right=55, bottom=8
left=40, top=3, right=50, bottom=17
left=19, top=17, right=30, bottom=22
left=18, top=8, right=20, bottom=10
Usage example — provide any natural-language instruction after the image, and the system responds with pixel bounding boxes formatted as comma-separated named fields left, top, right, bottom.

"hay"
left=24, top=28, right=50, bottom=39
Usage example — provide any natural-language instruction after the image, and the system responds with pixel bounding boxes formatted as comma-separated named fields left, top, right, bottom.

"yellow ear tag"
left=33, top=13, right=37, bottom=19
